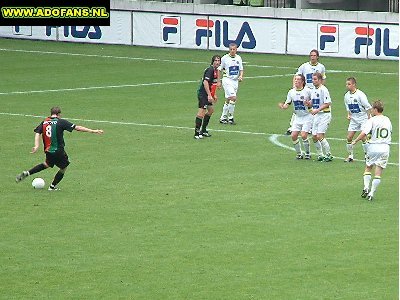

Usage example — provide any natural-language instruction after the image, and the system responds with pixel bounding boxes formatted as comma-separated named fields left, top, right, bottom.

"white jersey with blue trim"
left=311, top=85, right=331, bottom=113
left=219, top=53, right=243, bottom=81
left=363, top=115, right=392, bottom=145
left=344, top=89, right=372, bottom=122
left=297, top=62, right=326, bottom=88
left=285, top=87, right=312, bottom=117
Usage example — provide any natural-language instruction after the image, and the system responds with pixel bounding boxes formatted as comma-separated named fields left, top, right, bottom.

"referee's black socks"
left=195, top=116, right=203, bottom=133
left=201, top=114, right=211, bottom=132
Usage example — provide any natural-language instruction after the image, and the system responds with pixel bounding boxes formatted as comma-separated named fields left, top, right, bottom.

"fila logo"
left=13, top=26, right=32, bottom=36
left=161, top=16, right=181, bottom=44
left=46, top=26, right=102, bottom=39
left=195, top=18, right=256, bottom=49
left=318, top=24, right=339, bottom=53
left=354, top=26, right=399, bottom=57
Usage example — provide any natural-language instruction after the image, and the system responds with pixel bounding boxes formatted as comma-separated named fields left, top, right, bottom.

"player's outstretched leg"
left=16, top=171, right=29, bottom=183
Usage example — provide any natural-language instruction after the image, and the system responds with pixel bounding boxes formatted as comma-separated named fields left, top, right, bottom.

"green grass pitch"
left=0, top=38, right=398, bottom=299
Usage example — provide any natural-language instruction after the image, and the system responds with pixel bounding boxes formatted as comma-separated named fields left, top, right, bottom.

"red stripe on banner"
left=163, top=18, right=179, bottom=25
left=320, top=26, right=336, bottom=33
left=355, top=27, right=374, bottom=36
left=196, top=19, right=214, bottom=28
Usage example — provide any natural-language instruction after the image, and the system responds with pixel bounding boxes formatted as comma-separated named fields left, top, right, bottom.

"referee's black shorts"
left=198, top=95, right=213, bottom=109
left=45, top=150, right=70, bottom=169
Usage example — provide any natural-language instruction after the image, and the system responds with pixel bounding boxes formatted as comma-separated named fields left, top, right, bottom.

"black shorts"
left=45, top=150, right=70, bottom=169
left=198, top=96, right=213, bottom=109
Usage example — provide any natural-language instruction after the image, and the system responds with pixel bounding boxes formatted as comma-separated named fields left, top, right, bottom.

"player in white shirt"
left=217, top=43, right=244, bottom=125
left=352, top=100, right=392, bottom=201
left=343, top=77, right=372, bottom=162
left=278, top=75, right=313, bottom=159
left=311, top=72, right=333, bottom=162
left=297, top=50, right=326, bottom=88
left=286, top=49, right=326, bottom=135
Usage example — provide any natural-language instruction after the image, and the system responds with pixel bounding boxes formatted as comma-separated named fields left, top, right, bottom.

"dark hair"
left=346, top=77, right=357, bottom=84
left=211, top=55, right=221, bottom=65
left=310, top=49, right=320, bottom=57
left=51, top=107, right=61, bottom=115
left=372, top=100, right=384, bottom=113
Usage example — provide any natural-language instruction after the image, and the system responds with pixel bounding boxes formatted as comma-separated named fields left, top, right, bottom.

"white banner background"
left=0, top=10, right=398, bottom=60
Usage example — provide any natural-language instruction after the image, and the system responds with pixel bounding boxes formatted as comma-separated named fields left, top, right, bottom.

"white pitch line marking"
left=269, top=134, right=398, bottom=166
left=1, top=111, right=398, bottom=145
left=0, top=74, right=293, bottom=96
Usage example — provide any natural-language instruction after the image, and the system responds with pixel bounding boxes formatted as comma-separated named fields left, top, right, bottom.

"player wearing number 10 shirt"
left=352, top=100, right=392, bottom=201
left=16, top=106, right=104, bottom=190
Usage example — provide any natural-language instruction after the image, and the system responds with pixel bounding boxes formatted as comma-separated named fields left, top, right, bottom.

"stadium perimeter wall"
left=0, top=1, right=398, bottom=60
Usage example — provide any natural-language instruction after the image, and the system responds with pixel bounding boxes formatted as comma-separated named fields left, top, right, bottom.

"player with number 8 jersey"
left=40, top=116, right=76, bottom=153
left=16, top=107, right=103, bottom=190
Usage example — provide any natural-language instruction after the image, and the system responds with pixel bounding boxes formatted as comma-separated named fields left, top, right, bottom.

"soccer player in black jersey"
left=16, top=107, right=103, bottom=190
left=194, top=55, right=221, bottom=139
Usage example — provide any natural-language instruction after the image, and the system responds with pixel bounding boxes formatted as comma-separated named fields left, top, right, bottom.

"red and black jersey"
left=197, top=65, right=218, bottom=98
left=34, top=117, right=76, bottom=153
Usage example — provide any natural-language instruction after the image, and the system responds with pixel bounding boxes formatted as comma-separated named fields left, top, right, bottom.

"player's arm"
left=352, top=131, right=367, bottom=145
left=344, top=100, right=351, bottom=120
left=211, top=84, right=218, bottom=102
left=304, top=89, right=312, bottom=107
left=359, top=93, right=372, bottom=118
left=352, top=120, right=372, bottom=145
left=203, top=79, right=214, bottom=102
left=217, top=68, right=223, bottom=88
left=279, top=91, right=291, bottom=109
left=75, top=125, right=104, bottom=134
left=311, top=102, right=330, bottom=115
left=238, top=69, right=244, bottom=82
left=278, top=102, right=289, bottom=109
left=31, top=132, right=41, bottom=154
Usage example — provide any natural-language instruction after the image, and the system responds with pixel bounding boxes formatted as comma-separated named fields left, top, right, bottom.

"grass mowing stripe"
left=0, top=47, right=398, bottom=75
left=0, top=74, right=293, bottom=95
left=1, top=112, right=398, bottom=165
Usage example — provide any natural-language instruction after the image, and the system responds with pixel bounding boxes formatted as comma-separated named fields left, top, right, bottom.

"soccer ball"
left=32, top=178, right=45, bottom=189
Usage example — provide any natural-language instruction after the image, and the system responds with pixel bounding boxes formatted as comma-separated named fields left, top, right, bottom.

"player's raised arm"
left=75, top=125, right=104, bottom=134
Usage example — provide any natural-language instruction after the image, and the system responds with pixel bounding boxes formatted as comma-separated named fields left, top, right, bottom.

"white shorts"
left=292, top=114, right=313, bottom=133
left=312, top=113, right=331, bottom=135
left=222, top=77, right=239, bottom=99
left=348, top=116, right=368, bottom=132
left=366, top=144, right=390, bottom=168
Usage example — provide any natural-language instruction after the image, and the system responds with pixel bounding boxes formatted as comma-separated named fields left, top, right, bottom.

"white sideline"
left=0, top=112, right=398, bottom=166
left=0, top=48, right=398, bottom=75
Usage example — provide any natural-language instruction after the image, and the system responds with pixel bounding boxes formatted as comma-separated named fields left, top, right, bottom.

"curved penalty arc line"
left=268, top=134, right=399, bottom=166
